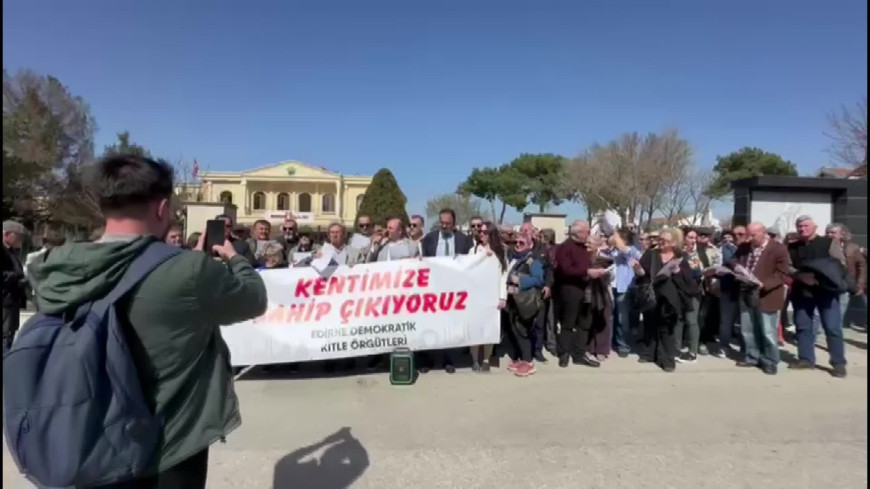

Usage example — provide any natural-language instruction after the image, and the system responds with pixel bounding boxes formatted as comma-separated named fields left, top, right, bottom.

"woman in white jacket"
left=469, top=222, right=508, bottom=372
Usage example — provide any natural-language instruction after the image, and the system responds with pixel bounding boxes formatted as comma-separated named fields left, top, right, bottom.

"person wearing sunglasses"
left=408, top=215, right=425, bottom=254
left=469, top=216, right=485, bottom=252
left=504, top=234, right=546, bottom=377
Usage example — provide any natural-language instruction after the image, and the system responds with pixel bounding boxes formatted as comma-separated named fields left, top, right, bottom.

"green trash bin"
left=389, top=347, right=415, bottom=385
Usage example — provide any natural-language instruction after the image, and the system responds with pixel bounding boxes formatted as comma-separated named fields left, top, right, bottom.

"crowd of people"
left=5, top=197, right=867, bottom=380
left=2, top=153, right=867, bottom=488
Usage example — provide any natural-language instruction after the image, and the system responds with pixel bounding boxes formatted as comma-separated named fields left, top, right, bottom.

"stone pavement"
left=4, top=329, right=868, bottom=489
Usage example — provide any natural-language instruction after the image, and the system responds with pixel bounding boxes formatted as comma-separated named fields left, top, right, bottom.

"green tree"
left=2, top=69, right=97, bottom=227
left=457, top=165, right=527, bottom=224
left=102, top=131, right=153, bottom=159
left=424, top=193, right=484, bottom=228
left=354, top=168, right=410, bottom=228
left=508, top=153, right=568, bottom=212
left=707, top=147, right=798, bottom=198
left=458, top=167, right=500, bottom=221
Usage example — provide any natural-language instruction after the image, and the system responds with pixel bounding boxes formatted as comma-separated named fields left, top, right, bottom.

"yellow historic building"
left=178, top=160, right=372, bottom=228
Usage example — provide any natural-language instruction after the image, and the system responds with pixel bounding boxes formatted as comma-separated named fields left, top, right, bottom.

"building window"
left=322, top=193, right=336, bottom=214
left=356, top=194, right=364, bottom=212
left=298, top=193, right=312, bottom=213
left=253, top=192, right=266, bottom=210
left=277, top=193, right=290, bottom=211
left=219, top=191, right=233, bottom=204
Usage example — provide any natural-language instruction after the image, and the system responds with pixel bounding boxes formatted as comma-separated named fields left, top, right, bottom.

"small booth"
left=731, top=176, right=866, bottom=248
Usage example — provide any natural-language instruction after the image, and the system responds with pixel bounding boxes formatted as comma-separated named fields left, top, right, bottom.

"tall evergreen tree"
left=354, top=168, right=409, bottom=228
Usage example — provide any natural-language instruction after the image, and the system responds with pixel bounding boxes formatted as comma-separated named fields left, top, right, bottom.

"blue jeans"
left=792, top=292, right=846, bottom=366
left=611, top=289, right=633, bottom=354
left=840, top=292, right=850, bottom=329
left=739, top=304, right=780, bottom=367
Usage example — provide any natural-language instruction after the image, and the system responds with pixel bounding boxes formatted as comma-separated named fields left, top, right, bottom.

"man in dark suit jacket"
left=418, top=208, right=472, bottom=374
left=2, top=221, right=27, bottom=352
left=730, top=222, right=790, bottom=375
left=420, top=209, right=473, bottom=258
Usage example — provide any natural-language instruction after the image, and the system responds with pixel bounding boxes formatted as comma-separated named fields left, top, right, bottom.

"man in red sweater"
left=553, top=220, right=609, bottom=368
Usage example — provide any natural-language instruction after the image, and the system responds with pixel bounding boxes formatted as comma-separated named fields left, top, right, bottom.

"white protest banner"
left=221, top=254, right=501, bottom=366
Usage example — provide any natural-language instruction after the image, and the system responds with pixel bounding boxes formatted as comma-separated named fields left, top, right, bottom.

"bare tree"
left=825, top=97, right=867, bottom=168
left=684, top=169, right=715, bottom=225
left=636, top=129, right=693, bottom=229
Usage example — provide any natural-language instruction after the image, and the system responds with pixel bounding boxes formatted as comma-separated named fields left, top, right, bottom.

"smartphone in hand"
left=204, top=220, right=226, bottom=255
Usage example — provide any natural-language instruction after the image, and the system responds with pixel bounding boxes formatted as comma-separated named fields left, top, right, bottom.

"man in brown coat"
left=731, top=222, right=790, bottom=375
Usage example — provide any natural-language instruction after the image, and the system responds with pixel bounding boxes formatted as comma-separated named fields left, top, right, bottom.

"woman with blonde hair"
left=635, top=227, right=699, bottom=372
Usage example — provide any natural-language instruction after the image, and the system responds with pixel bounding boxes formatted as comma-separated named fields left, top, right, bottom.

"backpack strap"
left=89, top=242, right=182, bottom=317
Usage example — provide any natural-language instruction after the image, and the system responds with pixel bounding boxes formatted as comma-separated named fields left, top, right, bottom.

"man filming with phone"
left=27, top=155, right=268, bottom=487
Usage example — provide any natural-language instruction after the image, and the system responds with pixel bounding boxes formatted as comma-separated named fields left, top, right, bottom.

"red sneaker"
left=507, top=360, right=520, bottom=372
left=514, top=361, right=537, bottom=377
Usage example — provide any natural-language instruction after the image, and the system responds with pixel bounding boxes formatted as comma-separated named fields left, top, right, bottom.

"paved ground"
left=4, top=328, right=867, bottom=489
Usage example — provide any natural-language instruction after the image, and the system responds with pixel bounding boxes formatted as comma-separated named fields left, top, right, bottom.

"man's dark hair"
left=439, top=209, right=456, bottom=222
left=469, top=215, right=483, bottom=223
left=215, top=214, right=233, bottom=224
left=253, top=219, right=271, bottom=229
left=93, top=155, right=174, bottom=216
left=411, top=214, right=425, bottom=225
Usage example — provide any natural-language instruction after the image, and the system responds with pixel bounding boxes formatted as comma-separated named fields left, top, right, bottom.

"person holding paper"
left=608, top=229, right=643, bottom=358
left=317, top=223, right=364, bottom=267
left=674, top=228, right=705, bottom=363
left=729, top=222, right=789, bottom=375
left=788, top=216, right=849, bottom=377
left=636, top=227, right=699, bottom=373
left=251, top=220, right=278, bottom=264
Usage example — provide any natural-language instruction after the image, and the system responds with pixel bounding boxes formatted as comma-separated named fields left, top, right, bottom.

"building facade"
left=177, top=160, right=372, bottom=228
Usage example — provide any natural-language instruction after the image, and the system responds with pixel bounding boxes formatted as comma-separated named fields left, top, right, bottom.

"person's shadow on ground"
left=272, top=427, right=369, bottom=489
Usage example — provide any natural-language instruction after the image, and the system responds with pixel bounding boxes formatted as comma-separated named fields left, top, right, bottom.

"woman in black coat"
left=636, top=228, right=700, bottom=372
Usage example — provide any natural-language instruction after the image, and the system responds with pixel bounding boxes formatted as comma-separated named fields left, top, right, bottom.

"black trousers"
left=641, top=310, right=677, bottom=370
left=91, top=449, right=209, bottom=489
left=699, top=295, right=719, bottom=345
left=507, top=310, right=534, bottom=362
left=2, top=306, right=20, bottom=352
left=556, top=285, right=592, bottom=359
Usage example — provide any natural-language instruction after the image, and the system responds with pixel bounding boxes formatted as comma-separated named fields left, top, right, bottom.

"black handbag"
left=512, top=289, right=543, bottom=321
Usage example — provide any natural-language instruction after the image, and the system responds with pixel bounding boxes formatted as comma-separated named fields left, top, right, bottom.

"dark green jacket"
left=29, top=235, right=268, bottom=472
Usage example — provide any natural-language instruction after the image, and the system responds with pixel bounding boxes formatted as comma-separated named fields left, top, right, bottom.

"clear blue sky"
left=4, top=0, right=867, bottom=224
